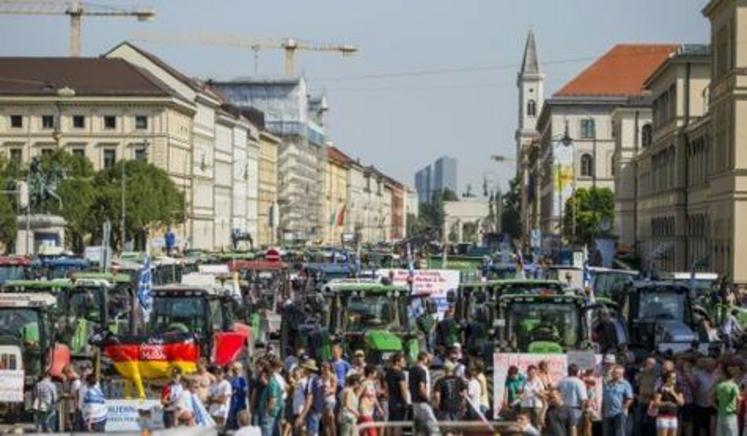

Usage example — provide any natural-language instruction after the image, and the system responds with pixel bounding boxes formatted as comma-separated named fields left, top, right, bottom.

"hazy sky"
left=0, top=0, right=709, bottom=196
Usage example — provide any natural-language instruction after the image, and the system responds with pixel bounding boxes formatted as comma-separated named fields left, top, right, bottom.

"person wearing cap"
left=602, top=354, right=616, bottom=384
left=348, top=349, right=366, bottom=377
left=297, top=358, right=325, bottom=436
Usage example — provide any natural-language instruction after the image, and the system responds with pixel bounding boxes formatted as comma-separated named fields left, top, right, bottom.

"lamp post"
left=121, top=139, right=149, bottom=250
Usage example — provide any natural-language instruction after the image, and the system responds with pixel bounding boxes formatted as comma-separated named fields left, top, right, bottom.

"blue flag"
left=137, top=256, right=153, bottom=321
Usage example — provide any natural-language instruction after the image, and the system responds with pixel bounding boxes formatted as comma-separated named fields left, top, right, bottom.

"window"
left=9, top=115, right=22, bottom=128
left=642, top=124, right=653, bottom=147
left=40, top=148, right=54, bottom=157
left=527, top=99, right=537, bottom=117
left=135, top=115, right=148, bottom=130
left=9, top=148, right=22, bottom=165
left=73, top=115, right=85, bottom=129
left=103, top=149, right=116, bottom=170
left=104, top=116, right=116, bottom=129
left=580, top=119, right=595, bottom=139
left=41, top=115, right=54, bottom=129
left=134, top=147, right=147, bottom=162
left=72, top=148, right=85, bottom=159
left=580, top=153, right=593, bottom=177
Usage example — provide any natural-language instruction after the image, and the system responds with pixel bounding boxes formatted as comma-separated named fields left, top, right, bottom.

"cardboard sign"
left=376, top=269, right=460, bottom=317
left=493, top=353, right=602, bottom=419
left=105, top=399, right=162, bottom=432
left=0, top=370, right=24, bottom=403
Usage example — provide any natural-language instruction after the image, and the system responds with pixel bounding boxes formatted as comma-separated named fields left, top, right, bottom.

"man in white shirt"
left=555, top=364, right=588, bottom=436
left=208, top=366, right=233, bottom=428
left=176, top=379, right=196, bottom=426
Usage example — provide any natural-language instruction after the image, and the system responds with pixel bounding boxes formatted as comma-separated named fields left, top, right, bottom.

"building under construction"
left=210, top=77, right=328, bottom=242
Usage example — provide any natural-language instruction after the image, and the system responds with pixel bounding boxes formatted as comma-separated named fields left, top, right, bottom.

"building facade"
left=522, top=43, right=677, bottom=237
left=257, top=130, right=280, bottom=247
left=414, top=165, right=432, bottom=204
left=208, top=77, right=327, bottom=243
left=324, top=145, right=349, bottom=245
left=0, top=57, right=195, bottom=252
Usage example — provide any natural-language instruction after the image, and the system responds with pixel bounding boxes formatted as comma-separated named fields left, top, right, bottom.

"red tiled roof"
left=328, top=146, right=353, bottom=166
left=554, top=44, right=678, bottom=97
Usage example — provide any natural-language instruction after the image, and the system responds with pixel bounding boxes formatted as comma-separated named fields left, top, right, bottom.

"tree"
left=563, top=187, right=614, bottom=245
left=0, top=157, right=18, bottom=252
left=90, top=160, right=185, bottom=249
left=501, top=174, right=522, bottom=239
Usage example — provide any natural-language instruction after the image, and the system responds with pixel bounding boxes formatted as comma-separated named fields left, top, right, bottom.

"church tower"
left=516, top=28, right=544, bottom=147
left=516, top=28, right=544, bottom=237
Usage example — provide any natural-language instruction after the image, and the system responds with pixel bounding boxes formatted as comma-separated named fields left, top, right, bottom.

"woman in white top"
left=207, top=366, right=233, bottom=427
left=520, top=365, right=546, bottom=430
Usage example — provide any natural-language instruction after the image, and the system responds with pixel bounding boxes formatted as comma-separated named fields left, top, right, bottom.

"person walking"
left=602, top=365, right=633, bottom=436
left=360, top=365, right=385, bottom=436
left=208, top=366, right=233, bottom=428
left=544, top=389, right=573, bottom=436
left=651, top=371, right=684, bottom=436
left=297, top=359, right=325, bottom=436
left=259, top=362, right=285, bottom=436
left=714, top=363, right=740, bottom=436
left=33, top=370, right=59, bottom=433
left=62, top=364, right=81, bottom=432
left=635, top=357, right=659, bottom=436
left=409, top=351, right=439, bottom=436
left=82, top=374, right=108, bottom=432
left=331, top=344, right=352, bottom=390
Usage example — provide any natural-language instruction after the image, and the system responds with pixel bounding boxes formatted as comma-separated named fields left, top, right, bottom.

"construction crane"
left=0, top=0, right=155, bottom=57
left=130, top=31, right=358, bottom=76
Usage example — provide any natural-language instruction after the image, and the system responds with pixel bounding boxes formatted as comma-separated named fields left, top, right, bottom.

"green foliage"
left=563, top=187, right=614, bottom=245
left=0, top=156, right=17, bottom=252
left=39, top=148, right=93, bottom=178
left=501, top=174, right=522, bottom=240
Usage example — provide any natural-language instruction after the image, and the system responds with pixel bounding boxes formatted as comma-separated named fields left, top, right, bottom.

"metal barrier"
left=356, top=419, right=514, bottom=435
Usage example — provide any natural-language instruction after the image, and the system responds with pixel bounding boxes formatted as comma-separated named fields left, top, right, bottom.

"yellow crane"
left=130, top=31, right=358, bottom=76
left=0, top=0, right=155, bottom=57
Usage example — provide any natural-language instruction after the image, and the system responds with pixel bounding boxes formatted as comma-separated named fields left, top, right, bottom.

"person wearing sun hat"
left=298, top=358, right=326, bottom=436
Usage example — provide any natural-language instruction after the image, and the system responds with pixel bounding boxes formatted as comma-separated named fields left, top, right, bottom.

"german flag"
left=103, top=333, right=200, bottom=398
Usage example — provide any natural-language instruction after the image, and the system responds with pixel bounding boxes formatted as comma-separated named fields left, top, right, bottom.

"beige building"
left=324, top=145, right=350, bottom=245
left=700, top=0, right=747, bottom=283
left=0, top=57, right=195, bottom=251
left=611, top=98, right=652, bottom=250
left=257, top=130, right=280, bottom=247
left=634, top=45, right=711, bottom=272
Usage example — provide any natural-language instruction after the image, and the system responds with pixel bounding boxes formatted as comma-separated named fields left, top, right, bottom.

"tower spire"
left=520, top=28, right=540, bottom=76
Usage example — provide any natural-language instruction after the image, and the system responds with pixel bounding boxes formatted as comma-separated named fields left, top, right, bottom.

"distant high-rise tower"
left=433, top=156, right=458, bottom=195
left=516, top=29, right=544, bottom=235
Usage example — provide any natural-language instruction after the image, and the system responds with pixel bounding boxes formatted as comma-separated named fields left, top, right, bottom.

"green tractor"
left=495, top=292, right=594, bottom=354
left=321, top=280, right=424, bottom=364
left=1, top=279, right=111, bottom=359
left=452, top=280, right=568, bottom=359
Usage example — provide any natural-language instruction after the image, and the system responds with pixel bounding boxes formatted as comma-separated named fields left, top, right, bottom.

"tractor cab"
left=496, top=293, right=592, bottom=354
left=149, top=285, right=251, bottom=367
left=453, top=280, right=569, bottom=357
left=0, top=293, right=70, bottom=417
left=301, top=263, right=357, bottom=292
left=229, top=259, right=290, bottom=311
left=1, top=279, right=108, bottom=358
left=321, top=280, right=422, bottom=364
left=590, top=267, right=640, bottom=304
left=0, top=256, right=31, bottom=285
left=609, top=281, right=709, bottom=356
left=72, top=272, right=136, bottom=335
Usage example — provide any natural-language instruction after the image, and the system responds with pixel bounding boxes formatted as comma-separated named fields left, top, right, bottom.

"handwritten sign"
left=376, top=269, right=460, bottom=317
left=0, top=370, right=24, bottom=403
left=493, top=353, right=602, bottom=419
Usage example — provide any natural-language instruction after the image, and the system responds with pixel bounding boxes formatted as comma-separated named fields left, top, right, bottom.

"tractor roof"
left=0, top=256, right=31, bottom=267
left=228, top=259, right=287, bottom=272
left=500, top=292, right=584, bottom=305
left=2, top=279, right=73, bottom=290
left=73, top=272, right=131, bottom=284
left=0, top=292, right=56, bottom=308
left=152, top=284, right=223, bottom=297
left=323, top=279, right=408, bottom=294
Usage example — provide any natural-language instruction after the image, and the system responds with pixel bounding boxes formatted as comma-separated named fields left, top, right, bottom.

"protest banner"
left=493, top=352, right=602, bottom=419
left=376, top=268, right=460, bottom=317
left=0, top=369, right=24, bottom=403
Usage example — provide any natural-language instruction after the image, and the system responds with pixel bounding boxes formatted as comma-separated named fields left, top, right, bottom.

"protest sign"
left=105, top=399, right=162, bottom=432
left=0, top=370, right=23, bottom=403
left=376, top=269, right=460, bottom=317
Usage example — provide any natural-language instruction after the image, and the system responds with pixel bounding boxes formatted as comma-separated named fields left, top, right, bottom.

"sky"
left=0, top=0, right=709, bottom=197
